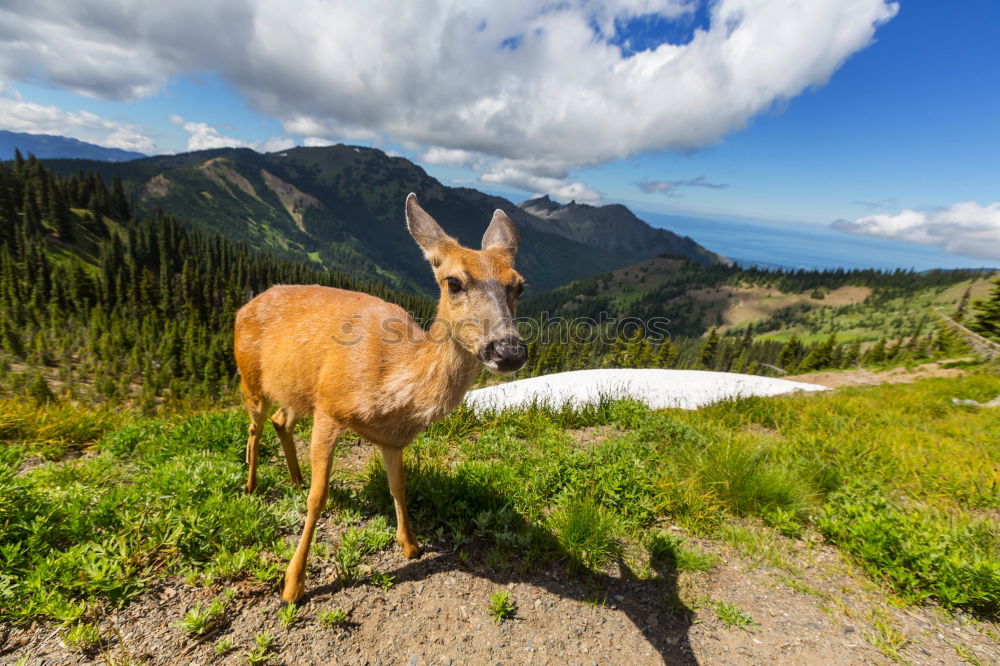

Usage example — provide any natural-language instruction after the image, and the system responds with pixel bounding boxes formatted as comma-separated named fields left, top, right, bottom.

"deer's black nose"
left=479, top=335, right=527, bottom=372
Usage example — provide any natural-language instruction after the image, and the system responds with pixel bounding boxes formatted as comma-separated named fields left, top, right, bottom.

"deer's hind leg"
left=271, top=407, right=303, bottom=486
left=242, top=389, right=270, bottom=495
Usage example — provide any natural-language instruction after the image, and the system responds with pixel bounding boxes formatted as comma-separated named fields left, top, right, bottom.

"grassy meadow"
left=1, top=373, right=998, bottom=655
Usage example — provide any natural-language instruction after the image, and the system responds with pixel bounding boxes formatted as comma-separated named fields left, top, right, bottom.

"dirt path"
left=786, top=358, right=975, bottom=389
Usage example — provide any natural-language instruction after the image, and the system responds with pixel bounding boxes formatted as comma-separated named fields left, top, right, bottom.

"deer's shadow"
left=314, top=461, right=698, bottom=665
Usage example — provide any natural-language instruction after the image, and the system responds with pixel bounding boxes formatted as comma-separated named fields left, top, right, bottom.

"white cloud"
left=170, top=114, right=293, bottom=153
left=178, top=120, right=252, bottom=151
left=259, top=136, right=295, bottom=152
left=833, top=202, right=1000, bottom=261
left=419, top=147, right=484, bottom=169
left=481, top=166, right=602, bottom=203
left=0, top=0, right=897, bottom=199
left=0, top=88, right=155, bottom=152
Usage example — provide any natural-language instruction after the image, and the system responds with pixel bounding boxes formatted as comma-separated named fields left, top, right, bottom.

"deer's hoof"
left=401, top=542, right=421, bottom=559
left=244, top=483, right=257, bottom=495
left=281, top=580, right=305, bottom=603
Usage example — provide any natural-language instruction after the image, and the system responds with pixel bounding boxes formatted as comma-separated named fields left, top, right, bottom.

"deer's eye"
left=512, top=283, right=525, bottom=298
left=446, top=277, right=463, bottom=294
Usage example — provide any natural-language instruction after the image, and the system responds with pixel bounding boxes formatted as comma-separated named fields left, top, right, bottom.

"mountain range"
left=40, top=144, right=725, bottom=294
left=0, top=130, right=146, bottom=162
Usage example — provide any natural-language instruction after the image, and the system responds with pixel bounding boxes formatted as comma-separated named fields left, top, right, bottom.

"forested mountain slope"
left=523, top=255, right=995, bottom=341
left=42, top=145, right=723, bottom=294
left=0, top=154, right=433, bottom=403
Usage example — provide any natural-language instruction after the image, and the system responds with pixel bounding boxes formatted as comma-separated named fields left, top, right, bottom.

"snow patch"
left=464, top=369, right=829, bottom=412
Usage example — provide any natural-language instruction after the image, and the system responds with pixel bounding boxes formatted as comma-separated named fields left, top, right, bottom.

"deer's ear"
left=406, top=193, right=455, bottom=265
left=481, top=209, right=519, bottom=261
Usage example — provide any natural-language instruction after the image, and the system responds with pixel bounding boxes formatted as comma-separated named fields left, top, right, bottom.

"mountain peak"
left=518, top=195, right=727, bottom=267
left=520, top=194, right=561, bottom=213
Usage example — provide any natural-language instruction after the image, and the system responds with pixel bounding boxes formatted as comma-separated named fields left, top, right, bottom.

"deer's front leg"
left=380, top=446, right=421, bottom=559
left=282, top=415, right=340, bottom=603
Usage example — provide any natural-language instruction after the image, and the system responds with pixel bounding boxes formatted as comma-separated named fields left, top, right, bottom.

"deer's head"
left=406, top=193, right=527, bottom=375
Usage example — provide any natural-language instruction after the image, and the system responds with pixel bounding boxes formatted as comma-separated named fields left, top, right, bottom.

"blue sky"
left=1, top=0, right=998, bottom=264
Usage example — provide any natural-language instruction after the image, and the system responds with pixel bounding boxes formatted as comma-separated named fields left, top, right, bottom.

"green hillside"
left=523, top=255, right=995, bottom=341
left=0, top=153, right=433, bottom=404
left=42, top=145, right=722, bottom=294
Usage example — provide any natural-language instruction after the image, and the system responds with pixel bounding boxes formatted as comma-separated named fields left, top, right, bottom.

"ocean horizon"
left=641, top=210, right=998, bottom=272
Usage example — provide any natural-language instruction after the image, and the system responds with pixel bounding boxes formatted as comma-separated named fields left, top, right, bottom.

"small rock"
left=614, top=595, right=625, bottom=602
left=407, top=657, right=418, bottom=666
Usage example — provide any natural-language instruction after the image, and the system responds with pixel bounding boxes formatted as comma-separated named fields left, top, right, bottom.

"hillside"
left=0, top=130, right=145, bottom=162
left=523, top=255, right=996, bottom=341
left=40, top=145, right=723, bottom=294
left=0, top=155, right=433, bottom=404
left=519, top=195, right=726, bottom=267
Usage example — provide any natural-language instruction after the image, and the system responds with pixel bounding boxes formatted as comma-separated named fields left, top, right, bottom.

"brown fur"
left=234, top=194, right=523, bottom=602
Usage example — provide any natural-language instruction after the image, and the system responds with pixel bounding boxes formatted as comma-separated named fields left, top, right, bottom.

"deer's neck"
left=383, top=321, right=479, bottom=428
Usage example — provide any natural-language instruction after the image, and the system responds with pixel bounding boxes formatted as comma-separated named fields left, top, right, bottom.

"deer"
left=234, top=193, right=527, bottom=602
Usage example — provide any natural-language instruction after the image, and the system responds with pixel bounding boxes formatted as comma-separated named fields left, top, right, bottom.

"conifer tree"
left=655, top=340, right=678, bottom=368
left=797, top=334, right=837, bottom=372
left=698, top=328, right=720, bottom=369
left=968, top=276, right=1000, bottom=342
left=955, top=286, right=972, bottom=321
left=778, top=334, right=803, bottom=372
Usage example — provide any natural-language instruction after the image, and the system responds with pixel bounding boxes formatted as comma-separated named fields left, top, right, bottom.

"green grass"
left=0, top=410, right=303, bottom=625
left=713, top=600, right=758, bottom=630
left=2, top=372, right=998, bottom=632
left=488, top=591, right=517, bottom=624
left=646, top=531, right=719, bottom=573
left=174, top=593, right=229, bottom=635
left=546, top=494, right=623, bottom=572
left=276, top=602, right=301, bottom=627
left=819, top=484, right=999, bottom=613
left=332, top=517, right=395, bottom=583
left=370, top=570, right=395, bottom=591
left=318, top=606, right=349, bottom=629
left=61, top=621, right=101, bottom=652
left=245, top=631, right=274, bottom=665
left=0, top=397, right=125, bottom=459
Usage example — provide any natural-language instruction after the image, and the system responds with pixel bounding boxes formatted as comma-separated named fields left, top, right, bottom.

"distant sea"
left=640, top=210, right=999, bottom=272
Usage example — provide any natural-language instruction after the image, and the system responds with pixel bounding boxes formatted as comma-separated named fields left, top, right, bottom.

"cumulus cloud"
left=302, top=137, right=335, bottom=148
left=833, top=202, right=1000, bottom=261
left=480, top=165, right=602, bottom=203
left=639, top=175, right=728, bottom=196
left=170, top=114, right=294, bottom=153
left=0, top=88, right=155, bottom=152
left=0, top=0, right=897, bottom=198
left=419, top=147, right=485, bottom=169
